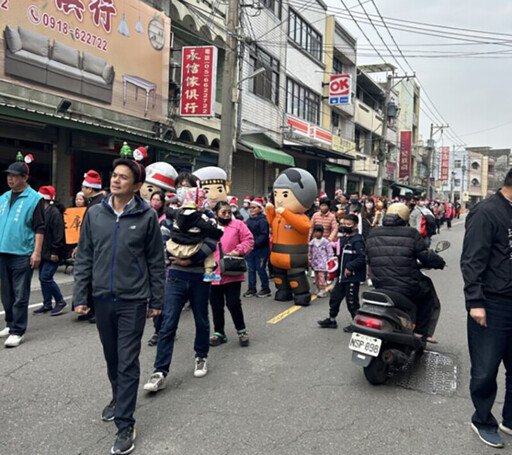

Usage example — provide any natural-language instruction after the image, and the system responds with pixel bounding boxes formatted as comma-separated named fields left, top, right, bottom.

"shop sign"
left=0, top=0, right=171, bottom=122
left=441, top=146, right=450, bottom=181
left=310, top=125, right=332, bottom=145
left=179, top=45, right=218, bottom=117
left=329, top=74, right=351, bottom=105
left=332, top=135, right=356, bottom=156
left=399, top=131, right=412, bottom=183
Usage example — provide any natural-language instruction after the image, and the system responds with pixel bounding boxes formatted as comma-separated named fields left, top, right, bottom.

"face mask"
left=365, top=203, right=374, bottom=210
left=350, top=198, right=358, bottom=204
left=341, top=226, right=354, bottom=234
left=231, top=206, right=238, bottom=212
left=176, top=186, right=189, bottom=202
left=150, top=201, right=163, bottom=210
left=218, top=217, right=231, bottom=226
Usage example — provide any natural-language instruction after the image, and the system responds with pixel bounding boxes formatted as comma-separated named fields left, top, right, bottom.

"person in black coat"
left=366, top=203, right=445, bottom=338
left=33, top=186, right=67, bottom=316
left=318, top=214, right=366, bottom=331
left=244, top=198, right=271, bottom=298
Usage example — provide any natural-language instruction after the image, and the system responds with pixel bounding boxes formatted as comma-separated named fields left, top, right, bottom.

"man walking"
left=0, top=155, right=45, bottom=347
left=74, top=154, right=165, bottom=455
left=461, top=169, right=512, bottom=449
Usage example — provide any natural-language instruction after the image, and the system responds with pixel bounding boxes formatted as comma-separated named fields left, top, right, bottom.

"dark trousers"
left=468, top=316, right=512, bottom=430
left=247, top=248, right=270, bottom=290
left=95, top=299, right=147, bottom=431
left=210, top=281, right=246, bottom=335
left=39, top=260, right=64, bottom=308
left=0, top=254, right=33, bottom=336
left=153, top=314, right=163, bottom=333
left=154, top=277, right=210, bottom=375
left=328, top=281, right=360, bottom=319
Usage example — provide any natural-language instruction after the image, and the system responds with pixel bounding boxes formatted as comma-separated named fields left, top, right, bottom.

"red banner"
left=180, top=46, right=217, bottom=117
left=441, top=146, right=450, bottom=181
left=399, top=131, right=412, bottom=183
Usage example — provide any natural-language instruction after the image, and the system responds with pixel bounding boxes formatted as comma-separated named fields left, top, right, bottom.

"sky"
left=324, top=0, right=512, bottom=150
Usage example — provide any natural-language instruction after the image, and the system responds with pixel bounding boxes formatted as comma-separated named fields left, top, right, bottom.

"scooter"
left=348, top=240, right=450, bottom=385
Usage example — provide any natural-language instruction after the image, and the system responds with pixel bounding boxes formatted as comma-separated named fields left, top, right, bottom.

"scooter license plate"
left=348, top=333, right=382, bottom=357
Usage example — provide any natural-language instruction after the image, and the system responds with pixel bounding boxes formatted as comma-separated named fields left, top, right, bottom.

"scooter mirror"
left=435, top=240, right=450, bottom=253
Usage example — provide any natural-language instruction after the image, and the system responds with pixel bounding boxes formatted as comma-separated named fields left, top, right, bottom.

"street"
left=0, top=218, right=504, bottom=455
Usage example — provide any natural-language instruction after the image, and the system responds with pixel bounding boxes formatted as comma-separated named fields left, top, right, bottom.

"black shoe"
left=317, top=318, right=337, bottom=329
left=343, top=324, right=354, bottom=333
left=77, top=314, right=89, bottom=321
left=148, top=332, right=159, bottom=347
left=88, top=314, right=96, bottom=324
left=111, top=426, right=136, bottom=455
left=257, top=288, right=272, bottom=298
left=33, top=305, right=52, bottom=315
left=243, top=288, right=257, bottom=298
left=101, top=399, right=116, bottom=422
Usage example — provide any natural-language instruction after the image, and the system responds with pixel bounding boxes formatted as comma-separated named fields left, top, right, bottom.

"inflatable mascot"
left=192, top=166, right=228, bottom=208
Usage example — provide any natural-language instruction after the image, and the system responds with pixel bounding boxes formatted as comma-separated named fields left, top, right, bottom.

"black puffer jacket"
left=366, top=214, right=445, bottom=298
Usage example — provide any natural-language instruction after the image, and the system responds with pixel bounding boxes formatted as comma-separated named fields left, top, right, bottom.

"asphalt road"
left=0, top=218, right=507, bottom=455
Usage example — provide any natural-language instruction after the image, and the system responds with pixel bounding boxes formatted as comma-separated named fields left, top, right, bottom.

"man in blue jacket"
left=0, top=157, right=45, bottom=348
left=318, top=214, right=366, bottom=332
left=73, top=155, right=165, bottom=455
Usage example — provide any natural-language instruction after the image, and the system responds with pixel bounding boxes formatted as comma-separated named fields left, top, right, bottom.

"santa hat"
left=38, top=185, right=56, bottom=201
left=243, top=195, right=252, bottom=204
left=229, top=196, right=239, bottom=207
left=145, top=162, right=178, bottom=192
left=82, top=170, right=102, bottom=189
left=319, top=191, right=327, bottom=199
left=250, top=197, right=264, bottom=209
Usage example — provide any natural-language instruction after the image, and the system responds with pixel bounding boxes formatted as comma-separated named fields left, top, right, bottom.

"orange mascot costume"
left=266, top=168, right=318, bottom=306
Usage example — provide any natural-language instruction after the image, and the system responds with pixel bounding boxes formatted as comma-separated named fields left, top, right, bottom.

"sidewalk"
left=30, top=266, right=74, bottom=291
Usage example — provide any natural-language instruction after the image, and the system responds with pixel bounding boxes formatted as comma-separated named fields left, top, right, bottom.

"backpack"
left=420, top=212, right=437, bottom=238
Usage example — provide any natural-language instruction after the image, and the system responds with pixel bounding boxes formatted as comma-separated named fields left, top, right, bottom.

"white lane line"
left=0, top=295, right=73, bottom=316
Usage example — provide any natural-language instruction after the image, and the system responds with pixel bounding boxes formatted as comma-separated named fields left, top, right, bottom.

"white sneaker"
left=4, top=334, right=23, bottom=348
left=143, top=372, right=166, bottom=392
left=0, top=327, right=10, bottom=338
left=194, top=357, right=208, bottom=378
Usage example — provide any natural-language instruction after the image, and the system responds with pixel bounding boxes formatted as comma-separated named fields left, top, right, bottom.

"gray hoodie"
left=73, top=195, right=165, bottom=309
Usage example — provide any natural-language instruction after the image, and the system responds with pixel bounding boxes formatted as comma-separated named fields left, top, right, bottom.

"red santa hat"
left=82, top=170, right=102, bottom=189
left=38, top=185, right=56, bottom=201
left=250, top=197, right=264, bottom=209
left=229, top=196, right=239, bottom=207
left=319, top=191, right=327, bottom=200
left=243, top=195, right=252, bottom=204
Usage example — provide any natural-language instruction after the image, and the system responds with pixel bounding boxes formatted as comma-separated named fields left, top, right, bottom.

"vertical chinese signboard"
left=329, top=74, right=351, bottom=105
left=441, top=146, right=450, bottom=181
left=399, top=131, right=412, bottom=183
left=180, top=46, right=217, bottom=117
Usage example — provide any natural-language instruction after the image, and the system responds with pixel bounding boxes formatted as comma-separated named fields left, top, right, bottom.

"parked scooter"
left=348, top=241, right=450, bottom=385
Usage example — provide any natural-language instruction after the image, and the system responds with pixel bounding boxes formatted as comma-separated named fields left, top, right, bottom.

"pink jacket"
left=213, top=219, right=254, bottom=285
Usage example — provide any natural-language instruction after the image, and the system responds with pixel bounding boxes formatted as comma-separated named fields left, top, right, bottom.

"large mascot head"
left=273, top=168, right=317, bottom=213
left=140, top=161, right=178, bottom=201
left=192, top=166, right=228, bottom=208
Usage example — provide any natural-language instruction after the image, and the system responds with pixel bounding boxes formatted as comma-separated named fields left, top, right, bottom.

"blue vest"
left=0, top=186, right=43, bottom=255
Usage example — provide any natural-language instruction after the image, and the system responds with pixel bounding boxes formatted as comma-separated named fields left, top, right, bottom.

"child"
left=317, top=214, right=366, bottom=331
left=308, top=225, right=334, bottom=298
left=166, top=187, right=223, bottom=281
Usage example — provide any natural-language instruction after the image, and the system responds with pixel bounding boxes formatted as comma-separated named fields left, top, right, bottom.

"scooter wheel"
left=364, top=356, right=389, bottom=385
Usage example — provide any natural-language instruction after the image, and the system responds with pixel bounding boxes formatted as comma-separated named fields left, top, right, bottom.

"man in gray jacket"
left=74, top=156, right=165, bottom=455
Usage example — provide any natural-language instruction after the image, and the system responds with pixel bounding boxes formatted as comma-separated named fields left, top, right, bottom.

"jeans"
left=210, top=281, right=246, bottom=335
left=247, top=248, right=270, bottom=290
left=39, top=260, right=64, bottom=308
left=468, top=316, right=512, bottom=430
left=154, top=277, right=210, bottom=375
left=328, top=281, right=360, bottom=319
left=94, top=299, right=147, bottom=431
left=0, top=254, right=33, bottom=336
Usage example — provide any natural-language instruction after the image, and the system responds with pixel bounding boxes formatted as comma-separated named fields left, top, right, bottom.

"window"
left=333, top=57, right=343, bottom=74
left=248, top=46, right=280, bottom=104
left=455, top=179, right=461, bottom=186
left=261, top=0, right=281, bottom=18
left=454, top=160, right=461, bottom=168
left=286, top=78, right=321, bottom=125
left=331, top=111, right=340, bottom=131
left=288, top=8, right=322, bottom=61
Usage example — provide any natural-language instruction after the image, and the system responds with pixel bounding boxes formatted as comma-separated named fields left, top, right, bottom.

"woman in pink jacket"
left=209, top=201, right=254, bottom=347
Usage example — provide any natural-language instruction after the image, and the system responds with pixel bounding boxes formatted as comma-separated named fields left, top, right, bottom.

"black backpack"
left=423, top=213, right=437, bottom=237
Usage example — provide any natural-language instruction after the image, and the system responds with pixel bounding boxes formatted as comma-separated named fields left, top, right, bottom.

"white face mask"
left=176, top=186, right=189, bottom=202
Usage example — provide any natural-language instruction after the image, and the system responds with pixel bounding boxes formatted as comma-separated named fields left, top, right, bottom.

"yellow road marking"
left=267, top=283, right=334, bottom=324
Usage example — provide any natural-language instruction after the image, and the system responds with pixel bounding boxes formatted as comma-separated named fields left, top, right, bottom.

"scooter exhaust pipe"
left=382, top=349, right=408, bottom=367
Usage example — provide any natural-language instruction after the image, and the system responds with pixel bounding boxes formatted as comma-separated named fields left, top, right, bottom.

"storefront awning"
left=391, top=183, right=417, bottom=194
left=241, top=141, right=295, bottom=166
left=325, top=163, right=349, bottom=175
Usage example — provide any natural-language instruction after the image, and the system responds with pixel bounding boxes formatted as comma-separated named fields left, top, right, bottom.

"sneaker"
left=4, top=334, right=24, bottom=348
left=0, top=327, right=9, bottom=338
left=257, top=288, right=272, bottom=298
left=194, top=357, right=208, bottom=378
left=143, top=372, right=166, bottom=392
left=148, top=332, right=159, bottom=347
left=499, top=422, right=512, bottom=436
left=51, top=301, right=67, bottom=316
left=317, top=318, right=337, bottom=329
left=243, top=288, right=257, bottom=298
left=111, top=426, right=136, bottom=455
left=471, top=423, right=505, bottom=448
left=33, top=305, right=52, bottom=315
left=101, top=399, right=116, bottom=422
left=343, top=324, right=354, bottom=333
left=316, top=291, right=328, bottom=298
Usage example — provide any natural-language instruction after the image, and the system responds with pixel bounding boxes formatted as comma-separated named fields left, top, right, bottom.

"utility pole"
left=426, top=123, right=449, bottom=199
left=376, top=74, right=392, bottom=197
left=218, top=0, right=240, bottom=182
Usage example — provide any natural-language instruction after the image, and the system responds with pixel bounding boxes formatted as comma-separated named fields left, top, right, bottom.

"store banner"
left=399, top=131, right=412, bottom=183
left=180, top=46, right=217, bottom=117
left=329, top=74, right=351, bottom=105
left=0, top=0, right=170, bottom=121
left=441, top=146, right=450, bottom=181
